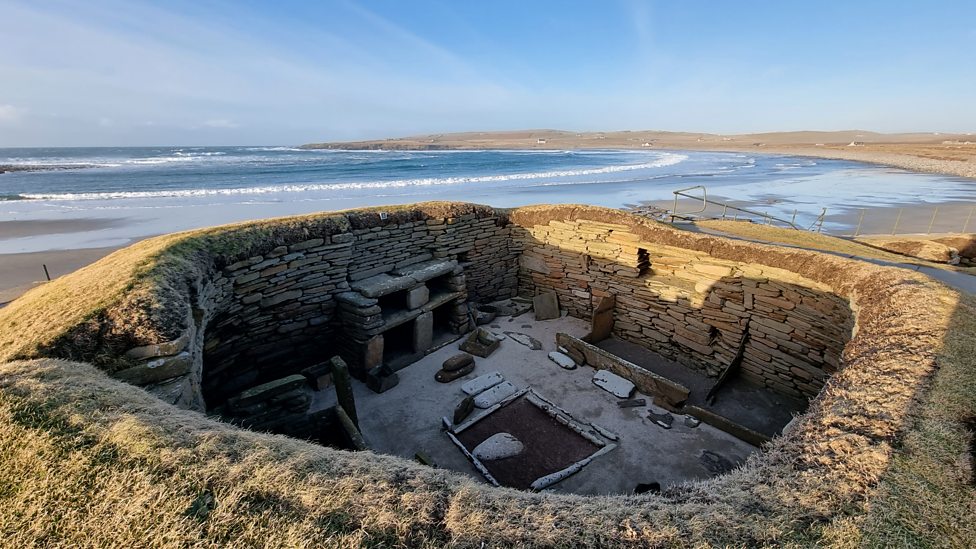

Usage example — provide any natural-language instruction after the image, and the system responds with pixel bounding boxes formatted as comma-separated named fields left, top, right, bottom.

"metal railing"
left=670, top=185, right=809, bottom=230
left=668, top=184, right=975, bottom=237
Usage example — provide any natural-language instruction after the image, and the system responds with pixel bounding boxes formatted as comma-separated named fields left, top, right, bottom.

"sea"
left=1, top=146, right=974, bottom=253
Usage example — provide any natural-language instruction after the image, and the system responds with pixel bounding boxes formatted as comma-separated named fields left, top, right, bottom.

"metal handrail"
left=670, top=185, right=804, bottom=230
left=669, top=185, right=708, bottom=222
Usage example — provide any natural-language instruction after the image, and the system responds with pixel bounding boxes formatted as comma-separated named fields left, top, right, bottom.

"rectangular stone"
left=406, top=284, right=430, bottom=310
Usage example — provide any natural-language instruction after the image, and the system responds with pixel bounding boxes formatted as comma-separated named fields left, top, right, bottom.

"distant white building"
left=641, top=142, right=652, bottom=147
left=537, top=138, right=547, bottom=144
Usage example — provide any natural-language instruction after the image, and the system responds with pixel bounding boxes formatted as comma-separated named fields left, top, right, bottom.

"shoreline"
left=2, top=197, right=971, bottom=305
left=304, top=129, right=976, bottom=181
left=681, top=144, right=976, bottom=181
left=0, top=245, right=125, bottom=306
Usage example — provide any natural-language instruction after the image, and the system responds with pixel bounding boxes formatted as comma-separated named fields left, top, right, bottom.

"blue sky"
left=0, top=0, right=973, bottom=146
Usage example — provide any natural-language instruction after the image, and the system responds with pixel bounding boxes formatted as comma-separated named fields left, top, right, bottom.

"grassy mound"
left=0, top=203, right=973, bottom=546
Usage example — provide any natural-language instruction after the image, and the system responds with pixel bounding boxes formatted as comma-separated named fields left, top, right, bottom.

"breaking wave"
left=19, top=153, right=688, bottom=201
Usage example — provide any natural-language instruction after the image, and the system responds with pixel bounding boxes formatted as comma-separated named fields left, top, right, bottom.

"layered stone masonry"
left=118, top=205, right=854, bottom=415
left=117, top=209, right=518, bottom=411
left=514, top=219, right=853, bottom=399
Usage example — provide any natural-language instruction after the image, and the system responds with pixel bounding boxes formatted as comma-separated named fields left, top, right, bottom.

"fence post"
left=892, top=208, right=903, bottom=235
left=853, top=209, right=865, bottom=237
left=927, top=207, right=939, bottom=234
left=721, top=204, right=728, bottom=219
left=791, top=209, right=797, bottom=226
left=964, top=206, right=975, bottom=234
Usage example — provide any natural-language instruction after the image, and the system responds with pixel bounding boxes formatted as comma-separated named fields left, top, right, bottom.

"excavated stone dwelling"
left=102, top=203, right=855, bottom=492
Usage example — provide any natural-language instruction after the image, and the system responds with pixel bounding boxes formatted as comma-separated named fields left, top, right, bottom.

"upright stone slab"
left=589, top=295, right=616, bottom=342
left=413, top=311, right=434, bottom=352
left=331, top=356, right=358, bottom=428
left=363, top=335, right=383, bottom=372
left=534, top=291, right=560, bottom=321
left=405, top=284, right=430, bottom=310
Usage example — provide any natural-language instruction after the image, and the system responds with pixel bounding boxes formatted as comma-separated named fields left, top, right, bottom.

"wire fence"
left=848, top=204, right=976, bottom=237
left=662, top=185, right=976, bottom=238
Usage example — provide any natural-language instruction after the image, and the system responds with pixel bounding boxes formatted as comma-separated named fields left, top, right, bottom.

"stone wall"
left=114, top=205, right=519, bottom=412
left=513, top=217, right=853, bottom=399
left=116, top=203, right=854, bottom=413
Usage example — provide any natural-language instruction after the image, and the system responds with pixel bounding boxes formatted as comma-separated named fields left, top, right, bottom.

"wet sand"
left=0, top=218, right=129, bottom=239
left=305, top=129, right=976, bottom=180
left=0, top=246, right=123, bottom=305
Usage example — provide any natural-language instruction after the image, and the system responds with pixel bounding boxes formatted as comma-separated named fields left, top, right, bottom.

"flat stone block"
left=301, top=362, right=333, bottom=390
left=350, top=273, right=416, bottom=298
left=548, top=351, right=577, bottom=370
left=336, top=292, right=378, bottom=308
left=114, top=351, right=192, bottom=386
left=124, top=332, right=191, bottom=359
left=473, top=381, right=518, bottom=408
left=462, top=371, right=504, bottom=396
left=366, top=366, right=399, bottom=393
left=392, top=259, right=457, bottom=281
left=504, top=331, right=542, bottom=350
left=592, top=370, right=635, bottom=399
left=228, top=375, right=306, bottom=409
left=472, top=432, right=524, bottom=460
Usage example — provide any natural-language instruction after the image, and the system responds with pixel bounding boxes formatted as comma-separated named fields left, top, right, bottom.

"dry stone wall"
left=115, top=205, right=518, bottom=412
left=513, top=217, right=853, bottom=399
left=118, top=203, right=853, bottom=414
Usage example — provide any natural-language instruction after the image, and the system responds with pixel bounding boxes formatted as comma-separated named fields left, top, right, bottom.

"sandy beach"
left=3, top=130, right=973, bottom=304
left=0, top=246, right=122, bottom=305
left=304, top=129, right=976, bottom=180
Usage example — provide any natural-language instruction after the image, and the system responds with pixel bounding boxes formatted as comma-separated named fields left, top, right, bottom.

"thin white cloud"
left=0, top=104, right=23, bottom=122
left=203, top=119, right=240, bottom=129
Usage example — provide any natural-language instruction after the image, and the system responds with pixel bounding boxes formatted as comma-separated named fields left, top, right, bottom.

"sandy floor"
left=310, top=314, right=757, bottom=496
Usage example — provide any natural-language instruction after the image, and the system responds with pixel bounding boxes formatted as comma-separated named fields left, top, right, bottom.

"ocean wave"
left=174, top=151, right=226, bottom=157
left=19, top=152, right=688, bottom=201
left=243, top=146, right=307, bottom=152
left=0, top=193, right=29, bottom=201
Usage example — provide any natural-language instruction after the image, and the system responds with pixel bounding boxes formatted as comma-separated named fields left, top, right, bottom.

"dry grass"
left=0, top=203, right=973, bottom=546
left=856, top=234, right=976, bottom=265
